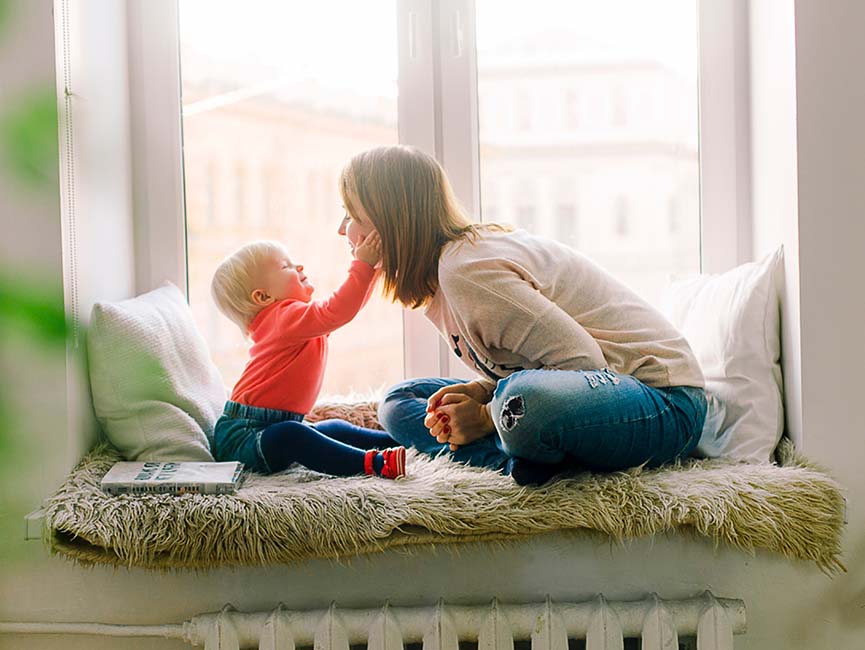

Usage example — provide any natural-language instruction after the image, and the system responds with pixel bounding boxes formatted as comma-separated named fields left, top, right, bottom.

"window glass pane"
left=179, top=0, right=402, bottom=397
left=477, top=0, right=700, bottom=306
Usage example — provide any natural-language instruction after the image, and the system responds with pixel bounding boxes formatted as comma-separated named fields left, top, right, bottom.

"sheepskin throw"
left=44, top=402, right=845, bottom=573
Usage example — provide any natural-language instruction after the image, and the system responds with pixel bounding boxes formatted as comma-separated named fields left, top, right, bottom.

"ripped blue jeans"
left=377, top=369, right=706, bottom=472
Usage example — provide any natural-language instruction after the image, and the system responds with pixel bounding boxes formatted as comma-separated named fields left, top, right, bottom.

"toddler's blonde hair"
left=211, top=240, right=287, bottom=334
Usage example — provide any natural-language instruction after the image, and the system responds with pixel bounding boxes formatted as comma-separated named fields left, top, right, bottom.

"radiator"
left=0, top=592, right=745, bottom=650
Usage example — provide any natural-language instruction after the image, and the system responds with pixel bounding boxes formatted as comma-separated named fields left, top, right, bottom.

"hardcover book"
left=100, top=461, right=245, bottom=495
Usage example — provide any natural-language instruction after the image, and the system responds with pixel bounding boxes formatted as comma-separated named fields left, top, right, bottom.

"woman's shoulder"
left=440, top=227, right=578, bottom=270
left=438, top=228, right=498, bottom=277
left=439, top=225, right=518, bottom=259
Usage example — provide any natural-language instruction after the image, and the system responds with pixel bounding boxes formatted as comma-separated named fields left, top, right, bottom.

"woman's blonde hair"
left=339, top=145, right=508, bottom=308
left=211, top=240, right=287, bottom=334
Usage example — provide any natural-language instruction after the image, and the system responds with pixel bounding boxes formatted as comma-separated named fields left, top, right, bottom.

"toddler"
left=210, top=233, right=406, bottom=479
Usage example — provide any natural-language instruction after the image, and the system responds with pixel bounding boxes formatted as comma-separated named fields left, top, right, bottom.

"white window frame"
left=128, top=0, right=751, bottom=382
left=127, top=0, right=188, bottom=297
left=696, top=0, right=752, bottom=272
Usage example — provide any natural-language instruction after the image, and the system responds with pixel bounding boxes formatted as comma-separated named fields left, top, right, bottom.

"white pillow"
left=661, top=247, right=784, bottom=463
left=87, top=283, right=226, bottom=461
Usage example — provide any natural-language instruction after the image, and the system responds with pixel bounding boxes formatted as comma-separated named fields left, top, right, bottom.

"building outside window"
left=476, top=0, right=699, bottom=305
left=614, top=196, right=629, bottom=237
left=556, top=204, right=578, bottom=247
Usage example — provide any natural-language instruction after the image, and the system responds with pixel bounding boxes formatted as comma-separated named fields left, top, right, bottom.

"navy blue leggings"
left=260, top=418, right=397, bottom=475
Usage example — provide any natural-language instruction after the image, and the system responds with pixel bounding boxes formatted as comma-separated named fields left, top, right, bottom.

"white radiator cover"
left=0, top=592, right=745, bottom=650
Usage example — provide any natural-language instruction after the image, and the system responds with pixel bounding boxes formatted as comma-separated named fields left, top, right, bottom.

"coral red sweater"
left=230, top=260, right=377, bottom=413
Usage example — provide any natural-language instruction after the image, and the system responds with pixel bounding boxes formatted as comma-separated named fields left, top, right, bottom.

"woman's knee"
left=377, top=377, right=459, bottom=431
left=489, top=371, right=555, bottom=460
left=489, top=371, right=540, bottom=431
left=377, top=379, right=421, bottom=431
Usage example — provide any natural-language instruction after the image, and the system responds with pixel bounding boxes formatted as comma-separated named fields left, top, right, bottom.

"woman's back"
left=428, top=227, right=704, bottom=389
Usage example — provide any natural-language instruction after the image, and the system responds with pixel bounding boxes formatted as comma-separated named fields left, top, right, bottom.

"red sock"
left=363, top=449, right=377, bottom=476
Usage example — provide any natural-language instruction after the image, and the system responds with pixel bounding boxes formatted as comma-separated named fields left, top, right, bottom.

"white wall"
left=749, top=0, right=865, bottom=647
left=55, top=0, right=137, bottom=474
left=792, top=0, right=865, bottom=638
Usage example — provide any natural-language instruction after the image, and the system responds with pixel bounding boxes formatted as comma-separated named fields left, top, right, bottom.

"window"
left=554, top=179, right=578, bottom=246
left=614, top=196, right=629, bottom=237
left=517, top=205, right=537, bottom=232
left=477, top=0, right=701, bottom=307
left=204, top=162, right=216, bottom=226
left=611, top=85, right=627, bottom=127
left=233, top=164, right=247, bottom=225
left=556, top=204, right=578, bottom=246
left=668, top=196, right=681, bottom=234
left=516, top=91, right=532, bottom=131
left=513, top=179, right=537, bottom=231
left=564, top=90, right=580, bottom=131
left=178, top=0, right=404, bottom=396
left=482, top=179, right=499, bottom=222
left=262, top=165, right=277, bottom=226
left=131, top=0, right=745, bottom=384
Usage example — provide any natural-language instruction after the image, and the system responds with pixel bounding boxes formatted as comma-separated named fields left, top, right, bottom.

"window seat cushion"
left=43, top=402, right=845, bottom=574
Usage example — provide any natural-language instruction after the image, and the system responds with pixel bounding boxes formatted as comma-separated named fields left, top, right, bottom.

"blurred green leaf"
left=0, top=273, right=68, bottom=344
left=0, top=0, right=11, bottom=35
left=0, top=393, right=10, bottom=456
left=0, top=88, right=58, bottom=189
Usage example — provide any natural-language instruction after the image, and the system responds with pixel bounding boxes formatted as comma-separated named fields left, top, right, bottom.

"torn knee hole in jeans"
left=499, top=395, right=525, bottom=432
left=584, top=368, right=621, bottom=389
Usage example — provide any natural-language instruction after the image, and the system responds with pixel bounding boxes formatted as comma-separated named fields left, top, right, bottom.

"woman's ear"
left=251, top=288, right=272, bottom=306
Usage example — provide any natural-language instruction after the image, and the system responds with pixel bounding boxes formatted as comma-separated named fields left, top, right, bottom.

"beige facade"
left=182, top=92, right=404, bottom=396
left=181, top=56, right=699, bottom=396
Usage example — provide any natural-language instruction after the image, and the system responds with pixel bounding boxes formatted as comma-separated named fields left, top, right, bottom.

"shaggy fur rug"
left=43, top=402, right=845, bottom=573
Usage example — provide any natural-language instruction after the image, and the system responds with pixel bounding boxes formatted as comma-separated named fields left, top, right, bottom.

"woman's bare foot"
left=506, top=457, right=572, bottom=486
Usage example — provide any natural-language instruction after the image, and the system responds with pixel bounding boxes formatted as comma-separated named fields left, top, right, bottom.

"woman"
left=337, top=145, right=707, bottom=485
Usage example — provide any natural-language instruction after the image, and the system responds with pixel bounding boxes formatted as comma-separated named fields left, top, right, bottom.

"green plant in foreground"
left=0, top=88, right=58, bottom=189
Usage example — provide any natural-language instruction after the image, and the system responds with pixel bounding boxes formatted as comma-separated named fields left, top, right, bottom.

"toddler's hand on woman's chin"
left=353, top=232, right=382, bottom=267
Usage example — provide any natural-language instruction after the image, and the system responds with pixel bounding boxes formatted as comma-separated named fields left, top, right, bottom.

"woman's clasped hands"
left=424, top=381, right=497, bottom=450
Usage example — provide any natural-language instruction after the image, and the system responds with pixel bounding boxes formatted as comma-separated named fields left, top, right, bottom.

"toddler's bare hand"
left=354, top=232, right=382, bottom=267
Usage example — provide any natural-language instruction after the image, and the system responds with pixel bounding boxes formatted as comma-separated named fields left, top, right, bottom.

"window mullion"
left=438, top=0, right=480, bottom=380
left=697, top=0, right=752, bottom=272
left=438, top=0, right=480, bottom=219
left=397, top=0, right=451, bottom=380
left=127, top=0, right=187, bottom=297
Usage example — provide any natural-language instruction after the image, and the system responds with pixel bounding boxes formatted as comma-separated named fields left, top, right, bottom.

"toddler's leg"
left=311, top=418, right=397, bottom=449
left=260, top=420, right=404, bottom=478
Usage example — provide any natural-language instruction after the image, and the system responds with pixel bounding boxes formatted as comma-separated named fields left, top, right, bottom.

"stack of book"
left=100, top=461, right=245, bottom=495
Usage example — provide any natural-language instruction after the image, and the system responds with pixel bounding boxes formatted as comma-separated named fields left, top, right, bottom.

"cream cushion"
left=87, top=283, right=226, bottom=461
left=661, top=247, right=785, bottom=462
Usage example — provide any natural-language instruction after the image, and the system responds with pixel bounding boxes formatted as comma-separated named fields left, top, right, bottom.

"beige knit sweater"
left=424, top=228, right=705, bottom=390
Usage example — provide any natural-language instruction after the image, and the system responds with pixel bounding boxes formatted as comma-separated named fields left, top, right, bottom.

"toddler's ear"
left=251, top=289, right=272, bottom=306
